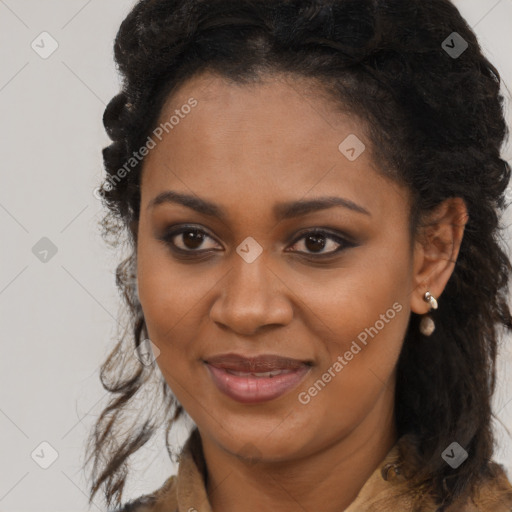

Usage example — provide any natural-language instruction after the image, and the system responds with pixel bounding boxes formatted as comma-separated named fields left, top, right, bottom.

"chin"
left=202, top=417, right=314, bottom=462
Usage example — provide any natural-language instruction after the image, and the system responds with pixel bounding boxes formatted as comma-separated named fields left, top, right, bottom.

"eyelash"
left=158, top=225, right=356, bottom=259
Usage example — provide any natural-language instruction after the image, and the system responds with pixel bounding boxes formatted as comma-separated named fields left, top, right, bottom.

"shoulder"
left=371, top=437, right=512, bottom=512
left=456, top=462, right=512, bottom=512
left=394, top=436, right=512, bottom=512
left=418, top=461, right=512, bottom=512
left=110, top=475, right=178, bottom=512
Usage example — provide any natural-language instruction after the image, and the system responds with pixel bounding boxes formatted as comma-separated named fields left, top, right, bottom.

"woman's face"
left=136, top=71, right=417, bottom=461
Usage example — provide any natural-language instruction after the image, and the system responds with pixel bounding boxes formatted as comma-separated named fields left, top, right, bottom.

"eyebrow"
left=147, top=190, right=371, bottom=220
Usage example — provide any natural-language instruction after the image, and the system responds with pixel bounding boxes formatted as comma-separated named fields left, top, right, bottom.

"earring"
left=419, top=291, right=438, bottom=336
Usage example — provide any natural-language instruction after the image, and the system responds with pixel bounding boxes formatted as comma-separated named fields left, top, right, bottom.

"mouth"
left=203, top=353, right=312, bottom=404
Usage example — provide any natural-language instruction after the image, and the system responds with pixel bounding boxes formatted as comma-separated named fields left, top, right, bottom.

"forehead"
left=139, top=71, right=409, bottom=224
left=157, top=70, right=360, bottom=142
left=143, top=71, right=375, bottom=176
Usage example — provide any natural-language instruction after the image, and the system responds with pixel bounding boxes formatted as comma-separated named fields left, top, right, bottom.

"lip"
left=204, top=353, right=312, bottom=404
left=205, top=353, right=311, bottom=372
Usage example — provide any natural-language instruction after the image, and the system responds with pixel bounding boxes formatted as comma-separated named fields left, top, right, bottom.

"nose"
left=209, top=251, right=294, bottom=336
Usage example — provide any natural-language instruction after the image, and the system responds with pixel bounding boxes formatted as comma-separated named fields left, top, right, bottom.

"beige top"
left=115, top=428, right=512, bottom=512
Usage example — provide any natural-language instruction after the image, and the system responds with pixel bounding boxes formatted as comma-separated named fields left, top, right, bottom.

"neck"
left=201, top=385, right=397, bottom=512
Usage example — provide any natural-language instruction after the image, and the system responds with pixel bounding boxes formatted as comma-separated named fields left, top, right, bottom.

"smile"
left=203, top=353, right=312, bottom=404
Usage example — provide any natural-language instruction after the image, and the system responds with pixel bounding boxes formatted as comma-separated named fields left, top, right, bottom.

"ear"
left=410, top=197, right=468, bottom=314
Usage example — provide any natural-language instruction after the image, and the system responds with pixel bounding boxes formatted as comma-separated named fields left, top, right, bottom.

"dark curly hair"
left=85, top=0, right=512, bottom=510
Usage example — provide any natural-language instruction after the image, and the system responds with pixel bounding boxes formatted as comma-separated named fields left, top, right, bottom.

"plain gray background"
left=1, top=1, right=512, bottom=511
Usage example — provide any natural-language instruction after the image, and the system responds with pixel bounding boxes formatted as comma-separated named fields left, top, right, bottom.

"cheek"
left=294, top=295, right=408, bottom=446
left=294, top=242, right=411, bottom=404
left=291, top=241, right=410, bottom=342
left=136, top=234, right=201, bottom=348
left=303, top=281, right=408, bottom=392
left=136, top=257, right=201, bottom=395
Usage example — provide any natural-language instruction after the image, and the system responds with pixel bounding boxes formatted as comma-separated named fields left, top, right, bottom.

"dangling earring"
left=419, top=291, right=438, bottom=336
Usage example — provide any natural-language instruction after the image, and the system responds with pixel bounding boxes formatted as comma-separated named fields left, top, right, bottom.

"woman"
left=85, top=0, right=512, bottom=510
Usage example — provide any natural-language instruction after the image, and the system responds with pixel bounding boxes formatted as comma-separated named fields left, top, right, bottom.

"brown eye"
left=287, top=229, right=354, bottom=257
left=304, top=233, right=329, bottom=253
left=158, top=225, right=355, bottom=260
left=179, top=229, right=207, bottom=250
left=159, top=226, right=221, bottom=254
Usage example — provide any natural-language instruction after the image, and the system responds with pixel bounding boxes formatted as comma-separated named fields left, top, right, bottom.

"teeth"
left=225, top=369, right=292, bottom=377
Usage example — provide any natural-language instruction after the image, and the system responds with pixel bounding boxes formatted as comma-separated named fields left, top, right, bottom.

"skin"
left=134, top=70, right=468, bottom=512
